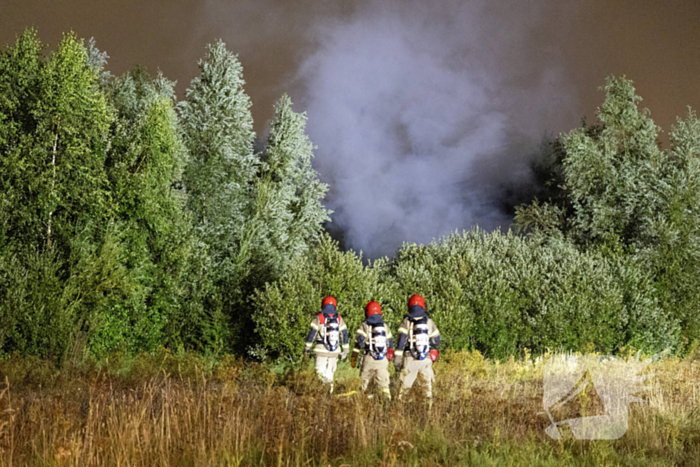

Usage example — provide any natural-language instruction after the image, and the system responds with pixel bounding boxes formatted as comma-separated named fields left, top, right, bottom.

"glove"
left=351, top=353, right=357, bottom=368
left=394, top=355, right=403, bottom=370
left=341, top=350, right=348, bottom=360
left=430, top=349, right=439, bottom=362
left=387, top=348, right=395, bottom=361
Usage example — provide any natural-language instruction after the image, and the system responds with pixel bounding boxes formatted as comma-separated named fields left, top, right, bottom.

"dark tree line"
left=1, top=31, right=698, bottom=361
left=0, top=31, right=329, bottom=359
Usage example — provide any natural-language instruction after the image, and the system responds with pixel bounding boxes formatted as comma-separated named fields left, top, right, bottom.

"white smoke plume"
left=298, top=0, right=580, bottom=257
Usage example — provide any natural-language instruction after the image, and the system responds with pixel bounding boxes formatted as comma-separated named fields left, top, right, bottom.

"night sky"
left=3, top=0, right=700, bottom=255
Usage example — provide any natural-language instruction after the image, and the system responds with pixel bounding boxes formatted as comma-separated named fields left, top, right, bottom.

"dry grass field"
left=0, top=348, right=698, bottom=466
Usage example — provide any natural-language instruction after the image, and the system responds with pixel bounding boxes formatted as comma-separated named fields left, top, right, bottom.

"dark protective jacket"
left=352, top=313, right=394, bottom=360
left=395, top=305, right=440, bottom=360
left=304, top=304, right=350, bottom=357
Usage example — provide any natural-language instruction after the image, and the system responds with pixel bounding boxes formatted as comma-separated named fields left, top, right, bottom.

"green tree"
left=94, top=68, right=222, bottom=354
left=0, top=31, right=129, bottom=358
left=243, top=95, right=331, bottom=356
left=516, top=76, right=700, bottom=346
left=562, top=76, right=665, bottom=250
left=178, top=41, right=260, bottom=352
left=251, top=94, right=331, bottom=276
left=180, top=51, right=332, bottom=353
left=652, top=110, right=700, bottom=342
left=180, top=41, right=258, bottom=279
left=0, top=30, right=112, bottom=253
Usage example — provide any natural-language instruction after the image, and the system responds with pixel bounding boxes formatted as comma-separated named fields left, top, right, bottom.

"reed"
left=0, top=348, right=697, bottom=466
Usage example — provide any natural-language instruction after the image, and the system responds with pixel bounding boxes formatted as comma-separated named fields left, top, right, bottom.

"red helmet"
left=365, top=301, right=382, bottom=317
left=408, top=294, right=425, bottom=310
left=322, top=296, right=337, bottom=308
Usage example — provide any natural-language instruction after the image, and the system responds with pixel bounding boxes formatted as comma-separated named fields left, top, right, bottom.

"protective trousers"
left=399, top=354, right=434, bottom=400
left=315, top=354, right=339, bottom=392
left=359, top=355, right=391, bottom=400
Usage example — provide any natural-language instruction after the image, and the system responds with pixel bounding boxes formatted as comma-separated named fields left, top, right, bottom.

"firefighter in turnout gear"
left=304, top=296, right=350, bottom=393
left=394, top=294, right=441, bottom=402
left=351, top=301, right=394, bottom=400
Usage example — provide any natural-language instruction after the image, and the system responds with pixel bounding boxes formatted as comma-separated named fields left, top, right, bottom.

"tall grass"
left=0, top=348, right=697, bottom=466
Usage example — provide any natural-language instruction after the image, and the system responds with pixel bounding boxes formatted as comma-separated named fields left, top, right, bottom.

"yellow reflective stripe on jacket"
left=394, top=350, right=404, bottom=356
left=310, top=323, right=319, bottom=330
left=429, top=330, right=440, bottom=338
left=352, top=348, right=360, bottom=353
left=398, top=327, right=408, bottom=334
left=356, top=329, right=367, bottom=337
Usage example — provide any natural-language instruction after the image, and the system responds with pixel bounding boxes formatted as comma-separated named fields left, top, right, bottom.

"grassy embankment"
left=0, top=348, right=698, bottom=466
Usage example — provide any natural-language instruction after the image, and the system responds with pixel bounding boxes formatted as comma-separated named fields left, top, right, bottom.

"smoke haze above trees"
left=3, top=0, right=700, bottom=256
left=299, top=0, right=579, bottom=257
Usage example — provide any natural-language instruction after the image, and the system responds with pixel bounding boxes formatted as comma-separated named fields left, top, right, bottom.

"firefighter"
left=394, top=294, right=440, bottom=402
left=304, top=296, right=350, bottom=393
left=351, top=301, right=394, bottom=400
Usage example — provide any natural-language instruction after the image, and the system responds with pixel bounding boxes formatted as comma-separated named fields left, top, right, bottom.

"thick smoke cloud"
left=299, top=1, right=579, bottom=257
left=4, top=1, right=700, bottom=258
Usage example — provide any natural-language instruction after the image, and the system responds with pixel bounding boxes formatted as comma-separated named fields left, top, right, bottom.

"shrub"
left=384, top=230, right=677, bottom=358
left=253, top=230, right=678, bottom=360
left=252, top=234, right=389, bottom=360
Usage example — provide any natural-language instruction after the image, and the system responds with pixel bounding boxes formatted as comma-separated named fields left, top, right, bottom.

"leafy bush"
left=0, top=31, right=216, bottom=359
left=390, top=230, right=677, bottom=357
left=253, top=230, right=677, bottom=360
left=252, top=234, right=388, bottom=360
left=517, top=76, right=700, bottom=346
